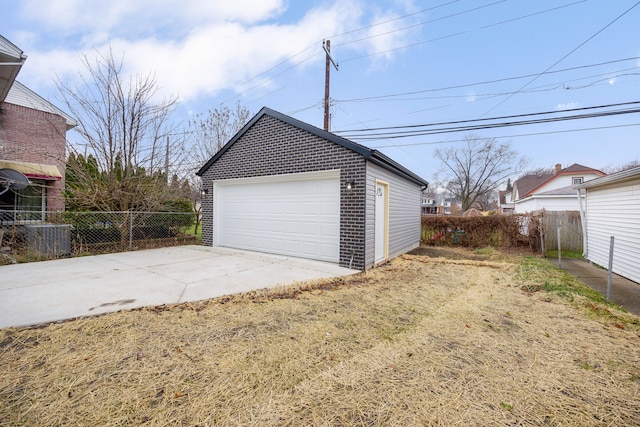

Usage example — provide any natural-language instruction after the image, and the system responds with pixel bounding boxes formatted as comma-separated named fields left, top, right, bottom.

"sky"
left=2, top=0, right=639, bottom=185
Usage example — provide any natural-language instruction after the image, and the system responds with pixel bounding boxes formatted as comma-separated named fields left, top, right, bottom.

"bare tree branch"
left=57, top=44, right=186, bottom=212
left=435, top=134, right=527, bottom=212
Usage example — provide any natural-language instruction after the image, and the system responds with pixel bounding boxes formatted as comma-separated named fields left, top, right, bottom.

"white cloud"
left=19, top=0, right=286, bottom=34
left=13, top=1, right=421, bottom=104
left=17, top=1, right=361, bottom=100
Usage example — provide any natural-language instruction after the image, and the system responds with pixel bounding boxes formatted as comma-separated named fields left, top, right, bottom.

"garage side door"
left=214, top=171, right=340, bottom=262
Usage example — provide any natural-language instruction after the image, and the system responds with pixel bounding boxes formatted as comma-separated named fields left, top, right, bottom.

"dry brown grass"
left=1, top=249, right=639, bottom=426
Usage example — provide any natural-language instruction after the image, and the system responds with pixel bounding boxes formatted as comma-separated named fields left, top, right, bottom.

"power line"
left=337, top=100, right=640, bottom=133
left=223, top=0, right=591, bottom=108
left=368, top=122, right=640, bottom=148
left=329, top=0, right=461, bottom=39
left=220, top=1, right=464, bottom=105
left=334, top=57, right=640, bottom=103
left=343, top=69, right=639, bottom=104
left=339, top=31, right=468, bottom=64
left=337, top=1, right=588, bottom=63
left=337, top=102, right=640, bottom=140
left=334, top=0, right=506, bottom=49
left=480, top=0, right=587, bottom=28
left=483, top=1, right=640, bottom=115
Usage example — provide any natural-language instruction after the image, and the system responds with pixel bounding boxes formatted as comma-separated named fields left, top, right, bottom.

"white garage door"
left=214, top=170, right=340, bottom=262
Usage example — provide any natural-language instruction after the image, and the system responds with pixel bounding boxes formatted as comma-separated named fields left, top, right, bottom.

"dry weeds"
left=1, top=249, right=639, bottom=426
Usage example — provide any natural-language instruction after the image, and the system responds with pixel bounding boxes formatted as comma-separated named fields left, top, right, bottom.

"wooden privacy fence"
left=537, top=210, right=583, bottom=252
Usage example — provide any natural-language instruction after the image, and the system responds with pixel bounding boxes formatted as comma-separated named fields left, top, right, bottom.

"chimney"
left=554, top=163, right=562, bottom=174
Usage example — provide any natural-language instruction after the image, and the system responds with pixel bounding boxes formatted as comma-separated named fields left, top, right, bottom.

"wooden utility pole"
left=323, top=40, right=338, bottom=131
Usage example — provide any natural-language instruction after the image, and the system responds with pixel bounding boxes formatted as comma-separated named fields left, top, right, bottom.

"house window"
left=572, top=177, right=584, bottom=185
left=0, top=180, right=46, bottom=223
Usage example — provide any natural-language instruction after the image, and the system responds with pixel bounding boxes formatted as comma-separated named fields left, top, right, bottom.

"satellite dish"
left=0, top=168, right=31, bottom=192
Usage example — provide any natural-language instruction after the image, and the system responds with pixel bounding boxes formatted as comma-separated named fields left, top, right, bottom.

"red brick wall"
left=0, top=102, right=68, bottom=211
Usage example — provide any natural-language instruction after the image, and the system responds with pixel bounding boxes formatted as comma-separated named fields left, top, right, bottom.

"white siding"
left=5, top=81, right=77, bottom=127
left=537, top=173, right=601, bottom=192
left=514, top=195, right=583, bottom=213
left=584, top=179, right=640, bottom=283
left=365, top=162, right=422, bottom=268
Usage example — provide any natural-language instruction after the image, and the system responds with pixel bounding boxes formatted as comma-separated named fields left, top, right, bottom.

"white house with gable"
left=512, top=163, right=605, bottom=213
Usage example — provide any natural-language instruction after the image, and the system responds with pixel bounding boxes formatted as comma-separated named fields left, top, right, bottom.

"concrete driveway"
left=0, top=246, right=357, bottom=329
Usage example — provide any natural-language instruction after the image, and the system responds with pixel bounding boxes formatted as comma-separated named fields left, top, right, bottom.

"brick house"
left=0, top=35, right=76, bottom=217
left=197, top=107, right=428, bottom=270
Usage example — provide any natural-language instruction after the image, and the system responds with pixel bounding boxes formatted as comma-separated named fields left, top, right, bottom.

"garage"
left=197, top=107, right=428, bottom=270
left=576, top=166, right=640, bottom=284
left=214, top=170, right=340, bottom=262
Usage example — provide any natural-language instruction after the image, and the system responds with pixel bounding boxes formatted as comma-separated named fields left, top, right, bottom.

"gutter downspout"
left=576, top=188, right=588, bottom=259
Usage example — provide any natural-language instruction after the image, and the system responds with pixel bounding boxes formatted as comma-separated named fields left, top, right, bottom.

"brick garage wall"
left=0, top=102, right=68, bottom=211
left=200, top=114, right=367, bottom=269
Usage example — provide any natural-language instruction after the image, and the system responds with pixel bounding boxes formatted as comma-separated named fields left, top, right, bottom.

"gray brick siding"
left=200, top=114, right=366, bottom=269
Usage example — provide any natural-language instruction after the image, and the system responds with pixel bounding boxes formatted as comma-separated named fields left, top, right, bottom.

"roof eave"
left=197, top=107, right=429, bottom=188
left=575, top=166, right=640, bottom=189
left=0, top=35, right=27, bottom=103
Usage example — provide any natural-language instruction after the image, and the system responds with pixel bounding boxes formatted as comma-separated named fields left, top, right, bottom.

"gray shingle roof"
left=197, top=107, right=429, bottom=187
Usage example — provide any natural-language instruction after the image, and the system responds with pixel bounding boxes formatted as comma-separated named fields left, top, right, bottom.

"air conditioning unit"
left=25, top=224, right=72, bottom=258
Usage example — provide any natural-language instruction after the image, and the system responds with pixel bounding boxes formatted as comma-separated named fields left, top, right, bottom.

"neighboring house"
left=512, top=163, right=605, bottom=213
left=197, top=107, right=428, bottom=270
left=421, top=195, right=438, bottom=215
left=0, top=35, right=76, bottom=218
left=498, top=190, right=514, bottom=214
left=575, top=166, right=640, bottom=284
left=439, top=196, right=461, bottom=215
left=421, top=193, right=460, bottom=215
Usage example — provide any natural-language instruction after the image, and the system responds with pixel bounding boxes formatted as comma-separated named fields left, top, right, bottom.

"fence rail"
left=0, top=210, right=199, bottom=263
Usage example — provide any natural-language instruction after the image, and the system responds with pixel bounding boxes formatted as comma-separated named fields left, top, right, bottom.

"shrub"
left=421, top=215, right=536, bottom=249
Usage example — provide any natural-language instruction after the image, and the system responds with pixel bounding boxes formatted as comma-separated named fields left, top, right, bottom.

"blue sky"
left=2, top=0, right=639, bottom=183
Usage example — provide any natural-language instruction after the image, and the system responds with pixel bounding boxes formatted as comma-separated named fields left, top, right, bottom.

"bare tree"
left=521, top=167, right=554, bottom=176
left=186, top=102, right=251, bottom=235
left=435, top=134, right=526, bottom=212
left=58, top=44, right=185, bottom=212
left=474, top=189, right=498, bottom=211
left=603, top=160, right=640, bottom=174
left=188, top=102, right=251, bottom=168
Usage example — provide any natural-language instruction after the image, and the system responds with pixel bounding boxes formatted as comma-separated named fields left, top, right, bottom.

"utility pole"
left=323, top=39, right=339, bottom=131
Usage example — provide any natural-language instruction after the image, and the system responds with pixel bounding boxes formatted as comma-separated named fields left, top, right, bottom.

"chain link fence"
left=0, top=210, right=200, bottom=263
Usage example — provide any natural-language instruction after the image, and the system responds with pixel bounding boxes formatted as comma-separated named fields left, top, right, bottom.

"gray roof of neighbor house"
left=536, top=185, right=578, bottom=196
left=0, top=35, right=27, bottom=103
left=514, top=163, right=604, bottom=198
left=197, top=107, right=429, bottom=187
left=514, top=172, right=554, bottom=198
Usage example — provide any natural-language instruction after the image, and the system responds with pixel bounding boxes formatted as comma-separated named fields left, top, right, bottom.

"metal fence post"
left=607, top=236, right=614, bottom=302
left=557, top=227, right=561, bottom=268
left=129, top=211, right=133, bottom=250
left=539, top=216, right=545, bottom=256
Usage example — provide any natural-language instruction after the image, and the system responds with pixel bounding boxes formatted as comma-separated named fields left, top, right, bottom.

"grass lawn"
left=1, top=247, right=638, bottom=426
left=182, top=223, right=202, bottom=242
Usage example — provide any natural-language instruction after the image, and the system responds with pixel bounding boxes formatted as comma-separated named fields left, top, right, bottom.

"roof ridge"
left=197, top=107, right=428, bottom=186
